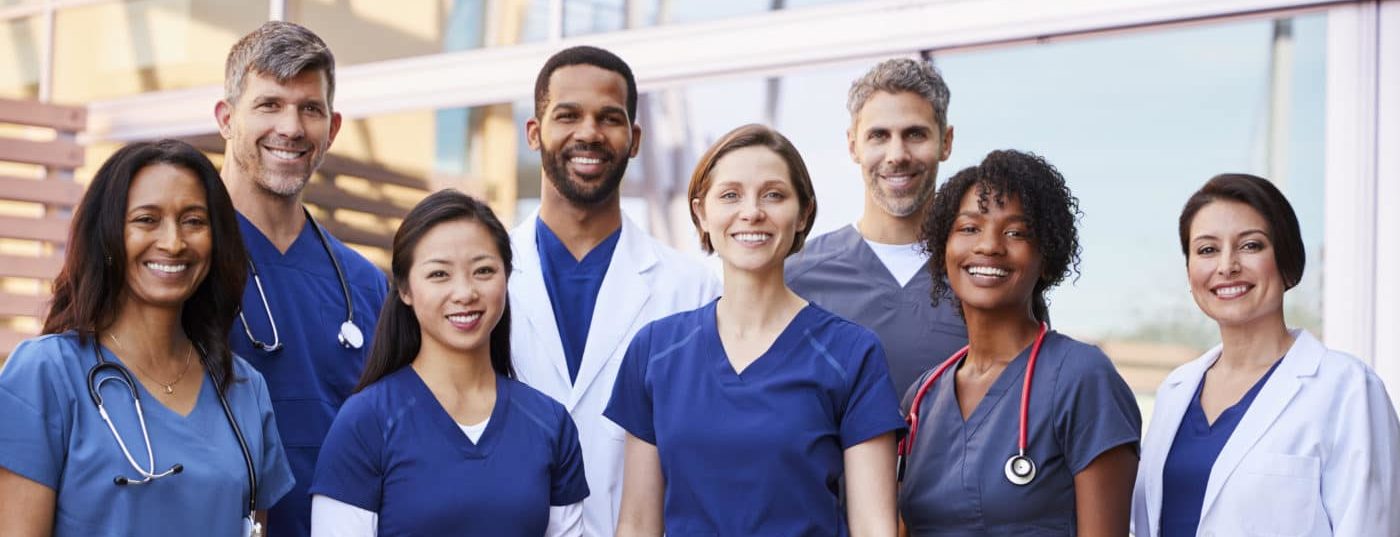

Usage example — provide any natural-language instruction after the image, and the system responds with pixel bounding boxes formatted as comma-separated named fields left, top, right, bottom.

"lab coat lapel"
left=570, top=216, right=654, bottom=407
left=511, top=215, right=571, bottom=384
left=1200, top=330, right=1318, bottom=518
left=1142, top=352, right=1216, bottom=537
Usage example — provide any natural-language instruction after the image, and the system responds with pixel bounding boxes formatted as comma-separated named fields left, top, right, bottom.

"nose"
left=972, top=228, right=1004, bottom=256
left=739, top=196, right=766, bottom=223
left=156, top=218, right=185, bottom=254
left=574, top=117, right=603, bottom=144
left=274, top=107, right=306, bottom=139
left=884, top=136, right=912, bottom=167
left=1217, top=250, right=1241, bottom=276
left=450, top=276, right=480, bottom=304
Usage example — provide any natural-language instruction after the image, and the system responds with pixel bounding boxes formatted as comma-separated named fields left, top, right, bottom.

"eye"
left=908, top=130, right=929, bottom=141
left=717, top=191, right=739, bottom=201
left=956, top=224, right=978, bottom=234
left=427, top=269, right=449, bottom=279
left=181, top=215, right=208, bottom=227
left=603, top=114, right=627, bottom=125
left=473, top=266, right=498, bottom=278
left=554, top=111, right=577, bottom=122
left=1241, top=240, right=1265, bottom=252
left=301, top=104, right=325, bottom=116
left=1195, top=245, right=1218, bottom=256
left=762, top=190, right=787, bottom=201
left=868, top=131, right=889, bottom=141
left=131, top=214, right=159, bottom=225
left=256, top=102, right=278, bottom=111
left=1005, top=228, right=1030, bottom=240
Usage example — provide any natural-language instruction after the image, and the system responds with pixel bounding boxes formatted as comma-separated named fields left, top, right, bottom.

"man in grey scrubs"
left=786, top=58, right=966, bottom=396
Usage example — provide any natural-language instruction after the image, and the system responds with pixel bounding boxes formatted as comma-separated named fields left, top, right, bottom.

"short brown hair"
left=687, top=124, right=817, bottom=256
left=1178, top=173, right=1305, bottom=289
left=224, top=21, right=336, bottom=108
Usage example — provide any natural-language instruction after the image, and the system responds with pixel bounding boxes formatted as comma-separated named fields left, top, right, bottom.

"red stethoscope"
left=897, top=322, right=1048, bottom=486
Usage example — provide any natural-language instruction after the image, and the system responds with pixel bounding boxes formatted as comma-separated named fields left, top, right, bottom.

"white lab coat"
left=508, top=213, right=719, bottom=537
left=1132, top=329, right=1400, bottom=537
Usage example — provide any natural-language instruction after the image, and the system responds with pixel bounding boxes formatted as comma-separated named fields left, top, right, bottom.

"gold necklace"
left=108, top=333, right=194, bottom=395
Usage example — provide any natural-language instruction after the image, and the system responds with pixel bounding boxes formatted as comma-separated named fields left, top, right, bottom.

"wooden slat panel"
left=0, top=175, right=84, bottom=206
left=0, top=254, right=64, bottom=280
left=0, top=99, right=86, bottom=131
left=318, top=220, right=392, bottom=251
left=319, top=154, right=427, bottom=190
left=305, top=182, right=410, bottom=219
left=0, top=292, right=48, bottom=317
left=0, top=137, right=84, bottom=168
left=0, top=215, right=69, bottom=242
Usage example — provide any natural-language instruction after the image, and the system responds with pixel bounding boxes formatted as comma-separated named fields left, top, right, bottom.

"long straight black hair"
left=355, top=189, right=514, bottom=392
left=43, top=140, right=247, bottom=392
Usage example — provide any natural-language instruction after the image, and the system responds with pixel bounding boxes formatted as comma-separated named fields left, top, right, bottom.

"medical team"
left=0, top=19, right=1398, bottom=537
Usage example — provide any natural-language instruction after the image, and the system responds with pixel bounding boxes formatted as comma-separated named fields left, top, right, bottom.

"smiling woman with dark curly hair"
left=898, top=149, right=1142, bottom=537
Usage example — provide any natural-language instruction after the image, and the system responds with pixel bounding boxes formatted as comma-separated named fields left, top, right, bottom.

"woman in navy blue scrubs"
left=607, top=124, right=907, bottom=536
left=310, top=190, right=588, bottom=536
left=898, top=150, right=1141, bottom=536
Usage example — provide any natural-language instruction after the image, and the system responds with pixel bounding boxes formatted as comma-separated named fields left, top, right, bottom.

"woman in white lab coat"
left=1132, top=173, right=1400, bottom=537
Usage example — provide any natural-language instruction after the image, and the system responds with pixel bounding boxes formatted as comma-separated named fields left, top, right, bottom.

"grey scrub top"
left=898, top=332, right=1142, bottom=536
left=786, top=225, right=967, bottom=395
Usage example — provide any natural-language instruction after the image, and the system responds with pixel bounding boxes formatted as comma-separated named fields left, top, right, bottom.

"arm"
left=544, top=502, right=583, bottom=537
left=1072, top=444, right=1137, bottom=537
left=615, top=434, right=664, bottom=537
left=0, top=466, right=55, bottom=537
left=1322, top=371, right=1400, bottom=535
left=844, top=432, right=898, bottom=537
left=310, top=495, right=377, bottom=537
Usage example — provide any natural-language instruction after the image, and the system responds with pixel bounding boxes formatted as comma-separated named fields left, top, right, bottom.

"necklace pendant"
left=163, top=385, right=174, bottom=395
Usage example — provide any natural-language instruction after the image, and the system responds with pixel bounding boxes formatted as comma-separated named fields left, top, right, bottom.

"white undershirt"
left=863, top=232, right=928, bottom=287
left=309, top=417, right=583, bottom=537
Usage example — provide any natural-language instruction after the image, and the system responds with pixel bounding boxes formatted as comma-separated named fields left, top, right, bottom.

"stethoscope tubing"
left=238, top=207, right=358, bottom=352
left=88, top=341, right=258, bottom=514
left=898, top=322, right=1049, bottom=480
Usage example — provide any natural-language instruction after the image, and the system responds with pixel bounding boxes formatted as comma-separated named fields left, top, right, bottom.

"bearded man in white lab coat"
left=510, top=45, right=719, bottom=536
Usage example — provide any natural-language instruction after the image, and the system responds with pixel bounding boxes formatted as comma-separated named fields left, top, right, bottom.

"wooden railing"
left=0, top=98, right=86, bottom=360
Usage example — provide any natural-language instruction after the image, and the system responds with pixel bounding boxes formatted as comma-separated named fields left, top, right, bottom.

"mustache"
left=562, top=143, right=616, bottom=161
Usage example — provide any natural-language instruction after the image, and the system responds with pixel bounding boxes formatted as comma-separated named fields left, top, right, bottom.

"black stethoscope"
left=898, top=322, right=1048, bottom=486
left=238, top=208, right=363, bottom=352
left=87, top=340, right=262, bottom=535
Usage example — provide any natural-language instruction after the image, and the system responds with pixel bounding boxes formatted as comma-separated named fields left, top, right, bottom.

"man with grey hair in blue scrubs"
left=786, top=58, right=966, bottom=396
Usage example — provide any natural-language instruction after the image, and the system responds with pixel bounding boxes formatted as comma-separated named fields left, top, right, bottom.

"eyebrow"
left=421, top=254, right=498, bottom=265
left=553, top=102, right=627, bottom=117
left=127, top=203, right=208, bottom=214
left=1191, top=228, right=1269, bottom=242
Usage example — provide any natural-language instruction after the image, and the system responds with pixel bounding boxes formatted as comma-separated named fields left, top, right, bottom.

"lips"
left=877, top=168, right=924, bottom=191
left=965, top=265, right=1009, bottom=278
left=731, top=232, right=773, bottom=246
left=564, top=147, right=613, bottom=177
left=1211, top=282, right=1253, bottom=299
left=446, top=311, right=484, bottom=331
left=262, top=144, right=310, bottom=162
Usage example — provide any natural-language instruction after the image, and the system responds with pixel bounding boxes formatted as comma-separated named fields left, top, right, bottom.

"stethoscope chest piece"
left=337, top=321, right=364, bottom=350
left=1004, top=454, right=1037, bottom=486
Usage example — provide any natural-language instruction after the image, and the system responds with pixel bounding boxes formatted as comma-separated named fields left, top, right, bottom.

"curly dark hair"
left=921, top=149, right=1081, bottom=322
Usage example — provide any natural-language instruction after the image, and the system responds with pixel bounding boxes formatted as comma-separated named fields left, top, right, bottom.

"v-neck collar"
left=833, top=225, right=931, bottom=293
left=703, top=300, right=817, bottom=383
left=942, top=338, right=1036, bottom=439
left=1187, top=357, right=1283, bottom=432
left=403, top=368, right=511, bottom=459
left=236, top=211, right=320, bottom=261
left=97, top=344, right=210, bottom=421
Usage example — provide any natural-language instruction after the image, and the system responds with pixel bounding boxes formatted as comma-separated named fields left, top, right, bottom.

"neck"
left=1216, top=313, right=1293, bottom=370
left=962, top=307, right=1041, bottom=371
left=105, top=299, right=188, bottom=366
left=224, top=168, right=306, bottom=252
left=412, top=339, right=497, bottom=395
left=857, top=200, right=922, bottom=245
left=537, top=179, right=622, bottom=261
left=716, top=264, right=804, bottom=335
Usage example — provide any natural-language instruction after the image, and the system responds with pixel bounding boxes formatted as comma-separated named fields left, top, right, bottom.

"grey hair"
left=846, top=58, right=950, bottom=131
left=224, top=21, right=336, bottom=108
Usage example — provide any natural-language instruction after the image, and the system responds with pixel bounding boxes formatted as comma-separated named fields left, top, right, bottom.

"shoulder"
left=2, top=332, right=85, bottom=381
left=337, top=368, right=411, bottom=422
left=1042, top=332, right=1116, bottom=373
left=505, top=377, right=569, bottom=420
left=229, top=354, right=270, bottom=394
left=325, top=232, right=386, bottom=288
left=785, top=228, right=854, bottom=281
left=797, top=305, right=885, bottom=365
left=637, top=232, right=714, bottom=284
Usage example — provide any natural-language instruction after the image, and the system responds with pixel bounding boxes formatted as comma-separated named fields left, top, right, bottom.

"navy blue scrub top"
left=786, top=225, right=968, bottom=396
left=311, top=368, right=589, bottom=536
left=231, top=212, right=388, bottom=537
left=1159, top=359, right=1282, bottom=537
left=605, top=300, right=907, bottom=536
left=898, top=332, right=1142, bottom=536
left=536, top=218, right=621, bottom=383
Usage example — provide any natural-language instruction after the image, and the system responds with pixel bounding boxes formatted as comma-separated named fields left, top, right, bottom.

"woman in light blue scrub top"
left=607, top=124, right=906, bottom=536
left=310, top=190, right=588, bottom=536
left=0, top=140, right=294, bottom=537
left=899, top=150, right=1141, bottom=536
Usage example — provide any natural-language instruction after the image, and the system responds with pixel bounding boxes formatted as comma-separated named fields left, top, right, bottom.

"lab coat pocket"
left=1235, top=453, right=1321, bottom=536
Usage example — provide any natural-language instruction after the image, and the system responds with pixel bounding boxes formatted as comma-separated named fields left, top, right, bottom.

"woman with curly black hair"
left=897, top=150, right=1141, bottom=536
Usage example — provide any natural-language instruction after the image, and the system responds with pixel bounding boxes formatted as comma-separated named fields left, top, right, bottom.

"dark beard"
left=541, top=143, right=627, bottom=206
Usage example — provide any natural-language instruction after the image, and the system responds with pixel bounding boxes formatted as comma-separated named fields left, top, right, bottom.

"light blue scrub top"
left=898, top=332, right=1141, bottom=536
left=605, top=300, right=907, bottom=536
left=232, top=212, right=388, bottom=537
left=0, top=332, right=294, bottom=537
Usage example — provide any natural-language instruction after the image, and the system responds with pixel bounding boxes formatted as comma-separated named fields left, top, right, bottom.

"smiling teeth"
left=968, top=266, right=1008, bottom=277
left=570, top=157, right=602, bottom=165
left=448, top=313, right=482, bottom=323
left=145, top=262, right=187, bottom=273
left=266, top=148, right=304, bottom=159
left=1215, top=285, right=1249, bottom=298
left=733, top=232, right=771, bottom=243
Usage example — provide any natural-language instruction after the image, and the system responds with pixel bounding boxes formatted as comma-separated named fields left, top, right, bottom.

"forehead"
left=709, top=146, right=791, bottom=185
left=1190, top=199, right=1269, bottom=237
left=239, top=69, right=330, bottom=104
left=127, top=163, right=205, bottom=206
left=412, top=219, right=501, bottom=261
left=545, top=65, right=629, bottom=112
left=855, top=91, right=937, bottom=131
left=956, top=183, right=1024, bottom=215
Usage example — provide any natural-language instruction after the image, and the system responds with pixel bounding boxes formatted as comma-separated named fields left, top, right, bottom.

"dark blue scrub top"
left=605, top=300, right=907, bottom=536
left=311, top=368, right=589, bottom=536
left=1159, top=359, right=1282, bottom=537
left=898, top=332, right=1142, bottom=536
left=231, top=212, right=388, bottom=537
left=536, top=218, right=621, bottom=383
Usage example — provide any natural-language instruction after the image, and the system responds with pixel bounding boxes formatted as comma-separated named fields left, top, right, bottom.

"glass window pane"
left=52, top=0, right=270, bottom=102
left=0, top=16, right=42, bottom=100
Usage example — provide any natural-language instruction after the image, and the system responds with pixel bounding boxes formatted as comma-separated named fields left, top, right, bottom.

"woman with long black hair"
left=310, top=189, right=588, bottom=536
